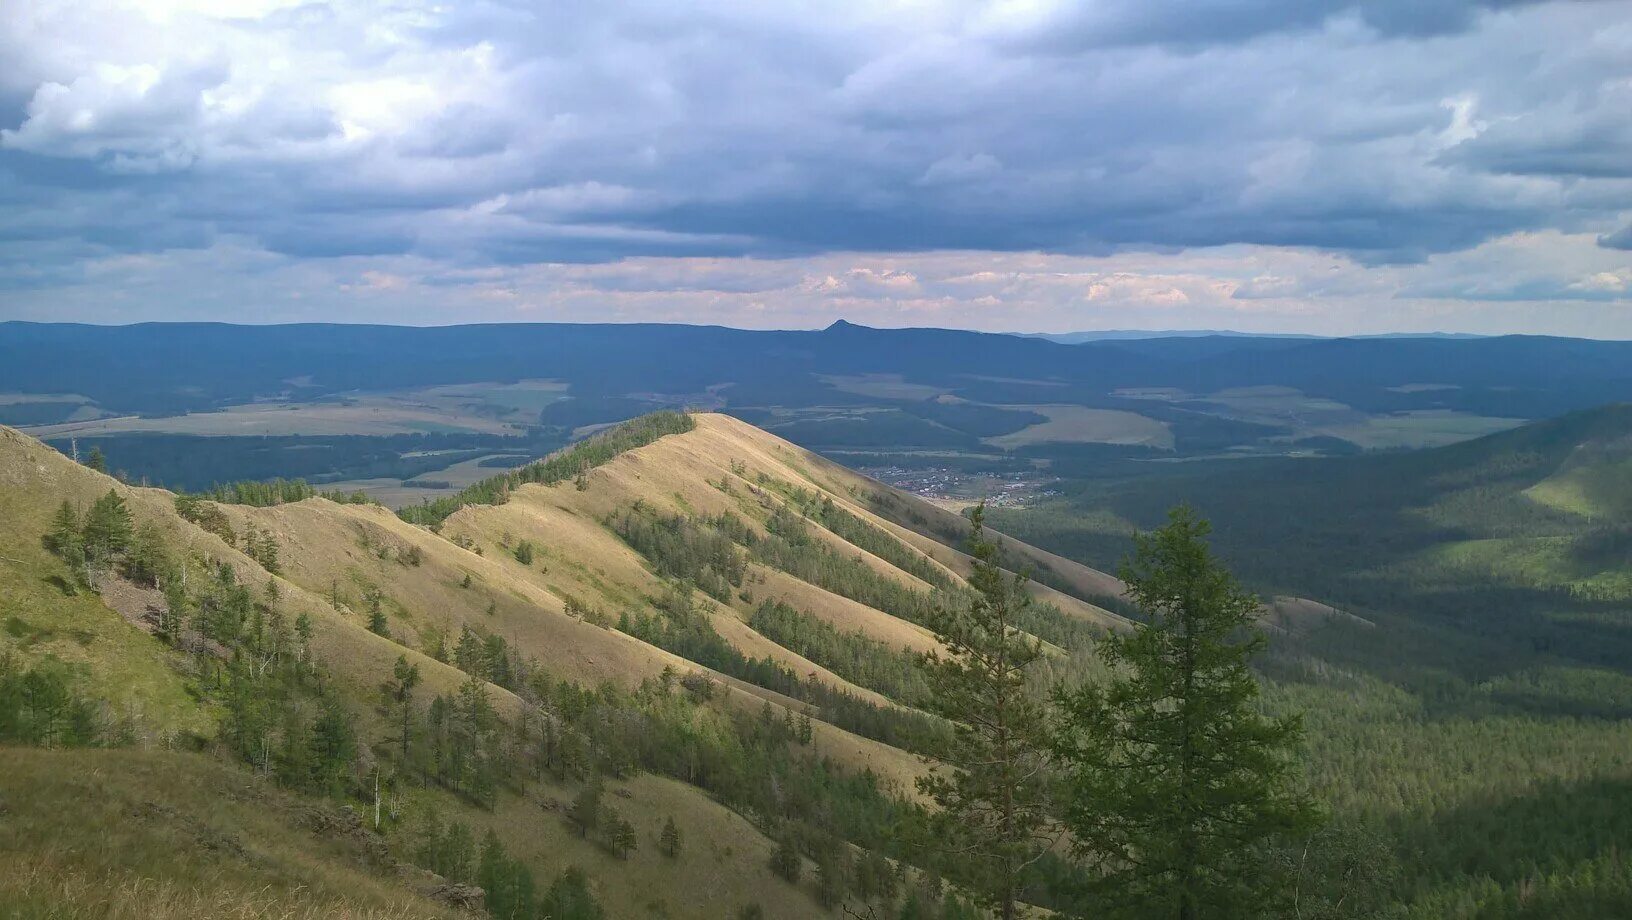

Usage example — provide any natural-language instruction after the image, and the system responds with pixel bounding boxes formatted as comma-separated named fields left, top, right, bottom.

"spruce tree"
left=367, top=593, right=389, bottom=637
left=123, top=522, right=170, bottom=587
left=81, top=489, right=132, bottom=565
left=45, top=500, right=86, bottom=583
left=1052, top=505, right=1318, bottom=920
left=455, top=626, right=486, bottom=678
left=916, top=503, right=1053, bottom=920
left=257, top=531, right=280, bottom=573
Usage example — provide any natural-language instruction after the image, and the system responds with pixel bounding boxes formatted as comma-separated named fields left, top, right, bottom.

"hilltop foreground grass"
left=0, top=747, right=461, bottom=920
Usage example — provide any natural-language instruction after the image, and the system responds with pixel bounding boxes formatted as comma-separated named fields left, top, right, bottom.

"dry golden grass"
left=225, top=454, right=928, bottom=790
left=3, top=412, right=1140, bottom=826
left=406, top=771, right=832, bottom=920
left=2, top=413, right=1154, bottom=917
left=749, top=566, right=943, bottom=656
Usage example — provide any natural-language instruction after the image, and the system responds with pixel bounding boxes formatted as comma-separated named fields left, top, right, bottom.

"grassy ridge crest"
left=398, top=411, right=695, bottom=528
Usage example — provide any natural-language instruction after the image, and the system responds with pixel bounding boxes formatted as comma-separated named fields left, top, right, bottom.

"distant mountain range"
left=3, top=320, right=1629, bottom=425
left=1011, top=329, right=1490, bottom=344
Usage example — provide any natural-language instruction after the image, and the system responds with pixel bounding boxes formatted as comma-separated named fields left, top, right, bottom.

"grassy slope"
left=0, top=412, right=1162, bottom=918
left=0, top=429, right=206, bottom=737
left=0, top=422, right=842, bottom=918
left=405, top=771, right=831, bottom=920
left=225, top=413, right=1150, bottom=795
left=0, top=747, right=463, bottom=920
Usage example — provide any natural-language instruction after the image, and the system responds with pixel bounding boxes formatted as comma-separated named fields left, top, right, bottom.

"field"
left=26, top=402, right=518, bottom=438
left=1118, top=385, right=1523, bottom=452
left=0, top=392, right=107, bottom=427
left=20, top=380, right=568, bottom=439
left=325, top=452, right=532, bottom=508
left=819, top=374, right=951, bottom=400
left=1309, top=409, right=1523, bottom=450
left=984, top=405, right=1174, bottom=450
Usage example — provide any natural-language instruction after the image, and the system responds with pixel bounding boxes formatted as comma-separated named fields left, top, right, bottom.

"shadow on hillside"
left=1393, top=774, right=1632, bottom=914
left=1390, top=773, right=1632, bottom=887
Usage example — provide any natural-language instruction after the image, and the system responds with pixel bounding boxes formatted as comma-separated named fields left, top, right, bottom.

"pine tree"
left=570, top=783, right=603, bottom=838
left=389, top=655, right=421, bottom=761
left=160, top=575, right=187, bottom=643
left=484, top=634, right=512, bottom=688
left=607, top=811, right=637, bottom=859
left=84, top=446, right=106, bottom=473
left=542, top=867, right=604, bottom=920
left=435, top=820, right=476, bottom=883
left=1052, top=506, right=1319, bottom=920
left=816, top=845, right=852, bottom=910
left=307, top=696, right=357, bottom=796
left=770, top=830, right=802, bottom=884
left=659, top=816, right=682, bottom=858
left=454, top=676, right=498, bottom=805
left=916, top=503, right=1053, bottom=920
left=478, top=829, right=537, bottom=920
left=293, top=611, right=313, bottom=670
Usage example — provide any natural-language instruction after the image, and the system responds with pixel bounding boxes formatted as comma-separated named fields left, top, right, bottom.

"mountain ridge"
left=0, top=411, right=1134, bottom=918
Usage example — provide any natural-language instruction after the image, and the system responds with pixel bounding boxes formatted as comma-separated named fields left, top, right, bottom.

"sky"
left=2, top=1, right=1631, bottom=336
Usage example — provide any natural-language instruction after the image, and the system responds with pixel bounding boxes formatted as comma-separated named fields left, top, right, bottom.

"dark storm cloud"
left=0, top=0, right=1629, bottom=318
left=987, top=0, right=1566, bottom=52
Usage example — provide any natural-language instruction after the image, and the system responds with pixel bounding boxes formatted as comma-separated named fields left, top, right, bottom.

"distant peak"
left=823, top=319, right=867, bottom=332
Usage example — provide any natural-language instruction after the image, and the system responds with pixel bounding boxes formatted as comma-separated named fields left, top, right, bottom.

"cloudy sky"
left=3, top=0, right=1631, bottom=335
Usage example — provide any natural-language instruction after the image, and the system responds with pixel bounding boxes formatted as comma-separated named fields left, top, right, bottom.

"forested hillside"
left=992, top=404, right=1632, bottom=917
